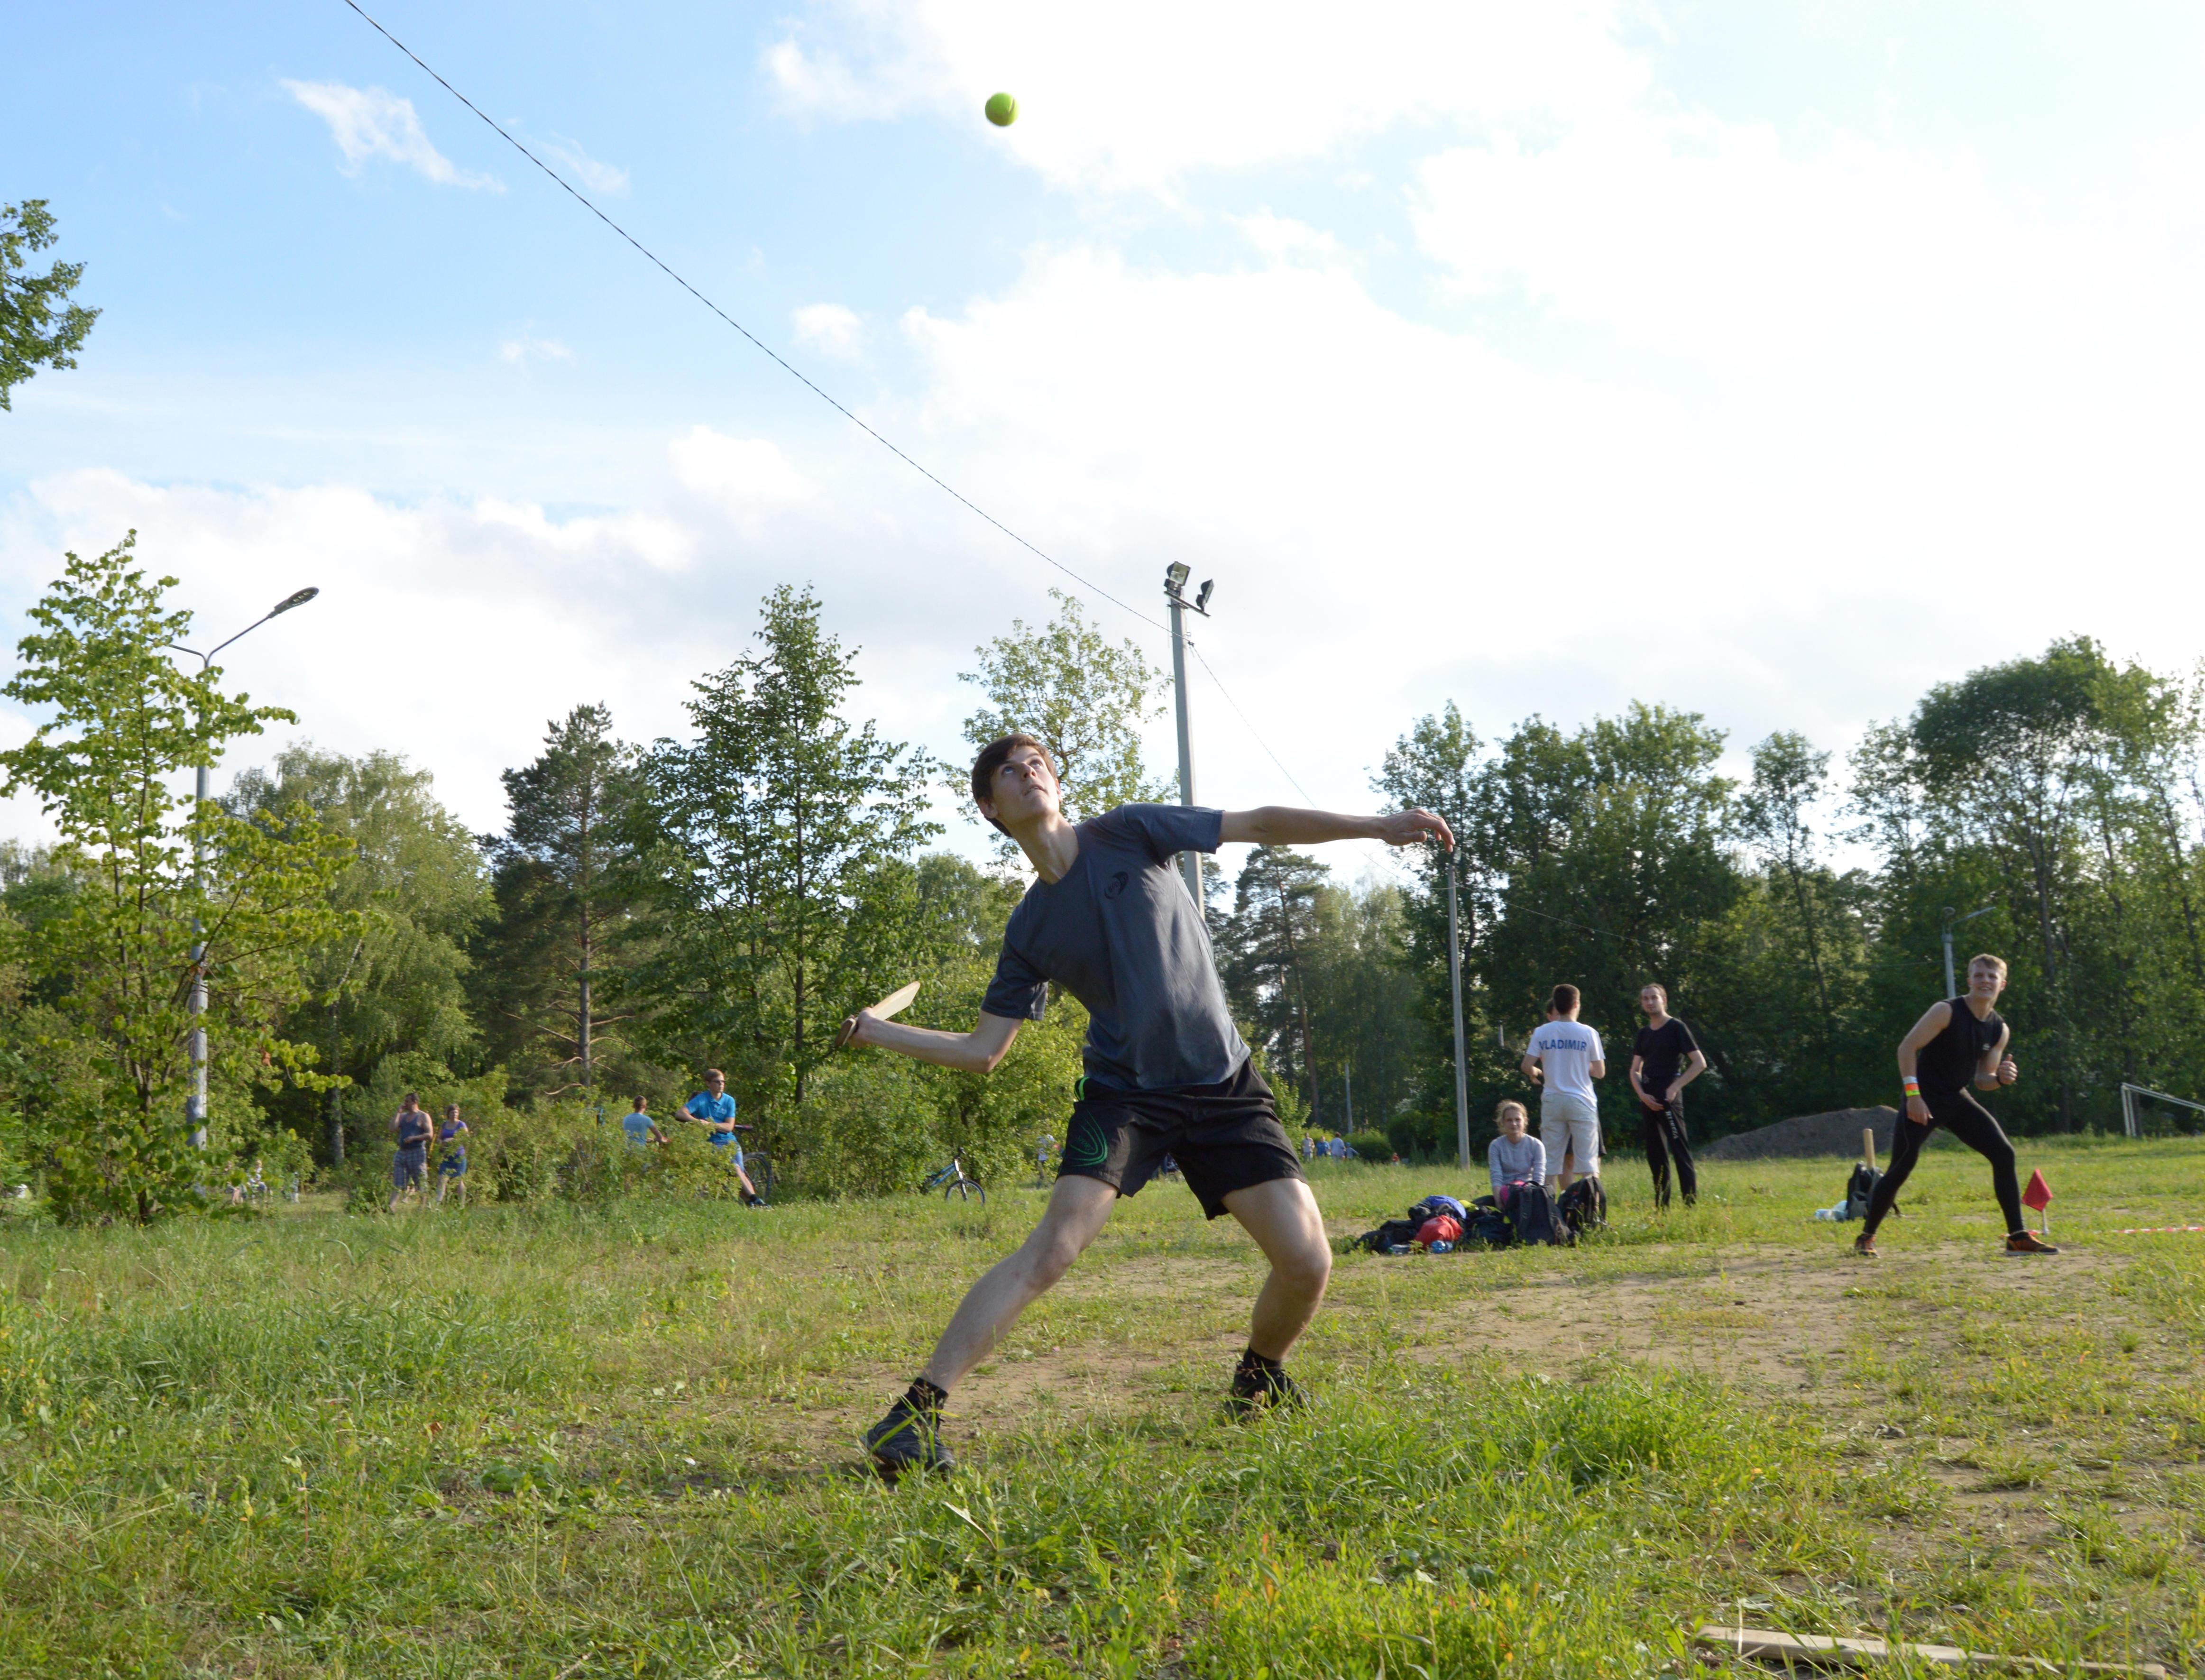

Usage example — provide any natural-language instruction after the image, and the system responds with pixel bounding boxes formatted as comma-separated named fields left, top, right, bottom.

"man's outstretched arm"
left=846, top=1009, right=1024, bottom=1074
left=1221, top=806, right=1453, bottom=850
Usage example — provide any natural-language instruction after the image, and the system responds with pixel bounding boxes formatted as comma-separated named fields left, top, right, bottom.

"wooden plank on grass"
left=1693, top=1625, right=2168, bottom=1676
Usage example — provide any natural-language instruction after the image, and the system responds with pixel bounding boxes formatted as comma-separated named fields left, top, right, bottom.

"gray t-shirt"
left=1488, top=1132, right=1547, bottom=1191
left=982, top=804, right=1248, bottom=1092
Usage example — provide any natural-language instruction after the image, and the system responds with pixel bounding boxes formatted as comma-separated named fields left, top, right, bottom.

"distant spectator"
left=682, top=1068, right=765, bottom=1206
left=623, top=1096, right=668, bottom=1150
left=1522, top=984, right=1605, bottom=1193
left=388, top=1092, right=432, bottom=1212
left=1629, top=982, right=1706, bottom=1210
left=1300, top=1135, right=1316, bottom=1163
left=1487, top=1099, right=1547, bottom=1210
left=434, top=1104, right=470, bottom=1207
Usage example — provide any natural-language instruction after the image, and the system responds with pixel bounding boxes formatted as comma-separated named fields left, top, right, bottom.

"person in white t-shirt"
left=1520, top=983, right=1605, bottom=1193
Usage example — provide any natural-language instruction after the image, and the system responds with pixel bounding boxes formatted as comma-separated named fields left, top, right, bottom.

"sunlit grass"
left=0, top=1137, right=2199, bottom=1675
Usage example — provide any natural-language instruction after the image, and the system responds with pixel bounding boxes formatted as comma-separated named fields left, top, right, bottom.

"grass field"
left=2, top=1135, right=2201, bottom=1678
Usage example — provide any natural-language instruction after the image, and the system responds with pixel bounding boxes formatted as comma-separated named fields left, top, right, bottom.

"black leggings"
left=1640, top=1098, right=1697, bottom=1209
left=1863, top=1086, right=2023, bottom=1238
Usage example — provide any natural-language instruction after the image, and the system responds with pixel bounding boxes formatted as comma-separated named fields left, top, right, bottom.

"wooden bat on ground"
left=833, top=981, right=921, bottom=1051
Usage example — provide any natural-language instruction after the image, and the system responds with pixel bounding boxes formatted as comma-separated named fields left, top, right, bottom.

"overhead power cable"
left=336, top=0, right=1167, bottom=636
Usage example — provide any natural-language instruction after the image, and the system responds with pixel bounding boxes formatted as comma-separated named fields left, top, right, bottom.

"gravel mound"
left=1702, top=1105, right=1899, bottom=1161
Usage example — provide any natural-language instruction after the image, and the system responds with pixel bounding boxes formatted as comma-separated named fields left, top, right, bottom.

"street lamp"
left=1162, top=564, right=1212, bottom=907
left=166, top=586, right=321, bottom=1146
left=1940, top=904, right=1994, bottom=1000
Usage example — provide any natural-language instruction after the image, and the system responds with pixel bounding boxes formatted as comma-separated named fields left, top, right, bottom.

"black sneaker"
left=1225, top=1362, right=1305, bottom=1421
left=864, top=1397, right=956, bottom=1476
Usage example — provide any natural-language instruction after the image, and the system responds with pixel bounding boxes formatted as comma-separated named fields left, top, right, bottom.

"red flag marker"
left=2021, top=1168, right=2052, bottom=1237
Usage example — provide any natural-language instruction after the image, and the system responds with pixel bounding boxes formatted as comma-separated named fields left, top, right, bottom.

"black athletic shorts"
left=1057, top=1057, right=1305, bottom=1220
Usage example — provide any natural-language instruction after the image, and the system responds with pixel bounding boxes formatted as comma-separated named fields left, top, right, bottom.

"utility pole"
left=1163, top=564, right=1213, bottom=909
left=1449, top=857, right=1471, bottom=1170
left=166, top=587, right=320, bottom=1147
left=1941, top=904, right=1994, bottom=999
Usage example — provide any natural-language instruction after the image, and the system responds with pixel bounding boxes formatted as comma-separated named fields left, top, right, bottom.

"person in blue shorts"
left=845, top=731, right=1452, bottom=1474
left=434, top=1103, right=470, bottom=1207
left=682, top=1069, right=764, bottom=1205
left=387, top=1092, right=432, bottom=1212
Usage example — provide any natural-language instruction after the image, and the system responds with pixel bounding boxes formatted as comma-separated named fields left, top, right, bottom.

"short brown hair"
left=1967, top=953, right=2008, bottom=976
left=970, top=733, right=1056, bottom=834
left=1548, top=983, right=1579, bottom=1014
left=704, top=1067, right=725, bottom=1082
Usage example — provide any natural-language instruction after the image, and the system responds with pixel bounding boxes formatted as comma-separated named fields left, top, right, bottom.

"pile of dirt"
left=1702, top=1105, right=1898, bottom=1161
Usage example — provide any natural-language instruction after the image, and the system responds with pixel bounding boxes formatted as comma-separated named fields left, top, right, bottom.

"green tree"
left=960, top=589, right=1167, bottom=837
left=632, top=586, right=941, bottom=1136
left=1222, top=847, right=1332, bottom=1123
left=0, top=536, right=351, bottom=1221
left=476, top=705, right=645, bottom=1099
left=227, top=746, right=487, bottom=1161
left=1, top=201, right=99, bottom=410
left=1853, top=639, right=2205, bottom=1130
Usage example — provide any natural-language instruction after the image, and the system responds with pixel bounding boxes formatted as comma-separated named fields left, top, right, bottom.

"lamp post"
left=1448, top=857, right=1471, bottom=1170
left=1162, top=564, right=1213, bottom=908
left=167, top=586, right=321, bottom=1146
left=1940, top=904, right=1994, bottom=1000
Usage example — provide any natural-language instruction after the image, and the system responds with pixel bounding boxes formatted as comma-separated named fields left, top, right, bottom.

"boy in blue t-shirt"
left=681, top=1069, right=764, bottom=1205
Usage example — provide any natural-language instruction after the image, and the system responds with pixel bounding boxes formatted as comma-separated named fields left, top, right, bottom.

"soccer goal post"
left=2119, top=1082, right=2205, bottom=1139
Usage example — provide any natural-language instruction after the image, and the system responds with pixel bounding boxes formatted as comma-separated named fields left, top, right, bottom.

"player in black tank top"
left=1856, top=953, right=2057, bottom=1257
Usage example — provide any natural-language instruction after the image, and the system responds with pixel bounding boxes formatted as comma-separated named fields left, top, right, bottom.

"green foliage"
left=474, top=704, right=653, bottom=1101
left=227, top=745, right=488, bottom=1161
left=630, top=586, right=942, bottom=1138
left=0, top=200, right=99, bottom=410
left=958, top=587, right=1168, bottom=841
left=0, top=537, right=353, bottom=1222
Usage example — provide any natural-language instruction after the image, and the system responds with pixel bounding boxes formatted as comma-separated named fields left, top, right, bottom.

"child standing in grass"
left=434, top=1104, right=469, bottom=1207
left=1487, top=1101, right=1546, bottom=1210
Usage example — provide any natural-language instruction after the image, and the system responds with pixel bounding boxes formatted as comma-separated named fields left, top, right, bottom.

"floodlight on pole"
left=164, top=586, right=322, bottom=1148
left=1163, top=565, right=1210, bottom=907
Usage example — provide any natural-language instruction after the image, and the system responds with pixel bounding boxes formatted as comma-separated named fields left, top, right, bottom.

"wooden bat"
left=833, top=981, right=920, bottom=1051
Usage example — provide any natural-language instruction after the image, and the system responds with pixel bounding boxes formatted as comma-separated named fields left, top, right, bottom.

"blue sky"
left=7, top=0, right=2205, bottom=866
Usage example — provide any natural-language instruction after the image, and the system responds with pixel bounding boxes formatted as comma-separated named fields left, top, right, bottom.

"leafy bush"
left=1346, top=1129, right=1392, bottom=1161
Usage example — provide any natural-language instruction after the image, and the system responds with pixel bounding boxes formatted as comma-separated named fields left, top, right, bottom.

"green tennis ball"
left=984, top=92, right=1018, bottom=127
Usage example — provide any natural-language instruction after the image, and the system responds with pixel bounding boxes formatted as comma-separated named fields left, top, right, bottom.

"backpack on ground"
left=1844, top=1162, right=1883, bottom=1222
left=1559, top=1176, right=1607, bottom=1236
left=1464, top=1196, right=1514, bottom=1247
left=1356, top=1217, right=1422, bottom=1252
left=1407, top=1194, right=1469, bottom=1227
left=1508, top=1181, right=1572, bottom=1248
left=1414, top=1214, right=1464, bottom=1248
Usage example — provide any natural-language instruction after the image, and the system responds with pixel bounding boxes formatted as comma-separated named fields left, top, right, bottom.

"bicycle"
left=923, top=1151, right=986, bottom=1206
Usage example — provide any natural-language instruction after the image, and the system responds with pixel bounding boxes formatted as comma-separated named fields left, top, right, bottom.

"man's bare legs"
left=916, top=1173, right=1331, bottom=1393
left=919, top=1176, right=1118, bottom=1391
left=1222, top=1177, right=1332, bottom=1360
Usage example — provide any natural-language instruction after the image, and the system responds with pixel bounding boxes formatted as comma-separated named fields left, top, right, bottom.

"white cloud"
left=792, top=303, right=865, bottom=360
left=544, top=136, right=630, bottom=197
left=669, top=427, right=814, bottom=510
left=500, top=336, right=575, bottom=365
left=282, top=80, right=501, bottom=190
left=1408, top=110, right=2128, bottom=366
left=762, top=0, right=1643, bottom=194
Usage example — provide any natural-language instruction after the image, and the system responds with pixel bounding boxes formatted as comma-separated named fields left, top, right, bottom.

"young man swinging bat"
left=843, top=733, right=1453, bottom=1473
